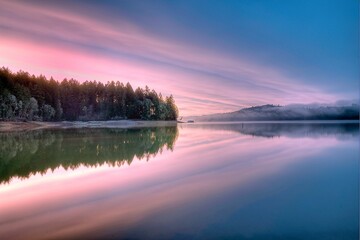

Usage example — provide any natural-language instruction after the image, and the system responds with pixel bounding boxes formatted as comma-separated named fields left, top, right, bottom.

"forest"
left=0, top=67, right=178, bottom=121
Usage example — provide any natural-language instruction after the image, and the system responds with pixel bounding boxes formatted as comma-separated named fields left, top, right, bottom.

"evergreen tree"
left=0, top=67, right=179, bottom=121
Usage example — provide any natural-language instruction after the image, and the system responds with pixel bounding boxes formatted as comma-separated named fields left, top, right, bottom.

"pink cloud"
left=0, top=1, right=341, bottom=116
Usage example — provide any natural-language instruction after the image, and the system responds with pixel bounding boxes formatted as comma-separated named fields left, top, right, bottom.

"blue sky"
left=0, top=0, right=358, bottom=115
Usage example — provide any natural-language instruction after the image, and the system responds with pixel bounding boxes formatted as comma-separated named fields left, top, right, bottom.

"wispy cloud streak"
left=0, top=1, right=344, bottom=115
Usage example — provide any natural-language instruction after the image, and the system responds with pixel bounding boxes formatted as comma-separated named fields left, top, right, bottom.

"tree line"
left=0, top=67, right=179, bottom=121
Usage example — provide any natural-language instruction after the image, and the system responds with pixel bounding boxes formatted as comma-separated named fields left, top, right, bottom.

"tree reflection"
left=0, top=127, right=178, bottom=183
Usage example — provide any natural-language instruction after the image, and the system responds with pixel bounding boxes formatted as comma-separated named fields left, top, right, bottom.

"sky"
left=0, top=0, right=358, bottom=116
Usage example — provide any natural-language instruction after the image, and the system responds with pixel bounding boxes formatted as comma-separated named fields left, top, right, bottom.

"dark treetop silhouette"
left=0, top=67, right=179, bottom=121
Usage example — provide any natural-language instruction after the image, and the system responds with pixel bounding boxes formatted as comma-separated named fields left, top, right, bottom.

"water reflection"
left=0, top=122, right=358, bottom=240
left=0, top=127, right=178, bottom=183
left=185, top=121, right=359, bottom=139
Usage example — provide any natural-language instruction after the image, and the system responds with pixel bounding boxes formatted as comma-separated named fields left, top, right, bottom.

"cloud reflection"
left=0, top=123, right=358, bottom=239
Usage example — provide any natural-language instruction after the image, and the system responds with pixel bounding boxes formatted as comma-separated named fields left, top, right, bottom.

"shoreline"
left=1, top=119, right=358, bottom=132
left=0, top=120, right=178, bottom=132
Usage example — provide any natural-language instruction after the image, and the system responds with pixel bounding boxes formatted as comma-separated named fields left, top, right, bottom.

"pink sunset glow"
left=0, top=1, right=350, bottom=116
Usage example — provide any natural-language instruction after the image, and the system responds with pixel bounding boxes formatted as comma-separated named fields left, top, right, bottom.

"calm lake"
left=0, top=122, right=358, bottom=240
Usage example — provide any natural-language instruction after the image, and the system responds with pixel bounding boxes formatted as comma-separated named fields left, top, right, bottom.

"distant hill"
left=191, top=104, right=360, bottom=121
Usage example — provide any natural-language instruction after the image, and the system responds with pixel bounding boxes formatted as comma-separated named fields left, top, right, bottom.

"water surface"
left=0, top=122, right=358, bottom=239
